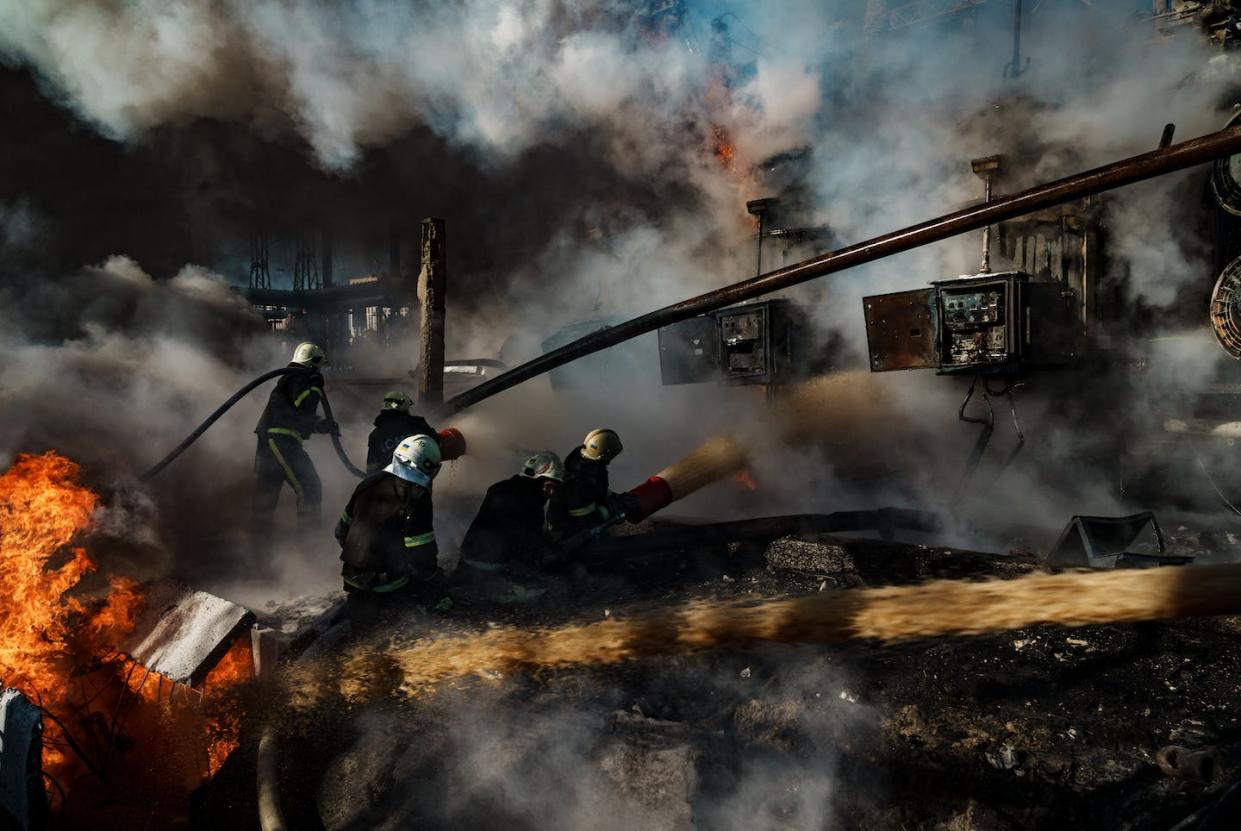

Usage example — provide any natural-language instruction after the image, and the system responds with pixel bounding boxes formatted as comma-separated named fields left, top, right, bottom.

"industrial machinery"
left=657, top=299, right=831, bottom=386
left=862, top=271, right=1081, bottom=375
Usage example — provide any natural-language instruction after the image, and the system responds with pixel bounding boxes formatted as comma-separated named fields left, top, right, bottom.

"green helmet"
left=522, top=451, right=565, bottom=482
left=383, top=390, right=412, bottom=411
left=292, top=342, right=328, bottom=368
left=581, top=428, right=622, bottom=462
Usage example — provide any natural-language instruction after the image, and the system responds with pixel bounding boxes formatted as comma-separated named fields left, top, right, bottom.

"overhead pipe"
left=447, top=126, right=1241, bottom=413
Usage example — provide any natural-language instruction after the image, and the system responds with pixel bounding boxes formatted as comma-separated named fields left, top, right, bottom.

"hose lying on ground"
left=140, top=367, right=364, bottom=482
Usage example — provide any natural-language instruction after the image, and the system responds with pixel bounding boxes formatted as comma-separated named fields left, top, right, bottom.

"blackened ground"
left=196, top=532, right=1241, bottom=831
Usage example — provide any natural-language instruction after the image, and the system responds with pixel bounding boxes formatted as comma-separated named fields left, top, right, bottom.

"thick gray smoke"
left=3, top=1, right=1238, bottom=581
left=311, top=650, right=875, bottom=830
left=8, top=3, right=1241, bottom=827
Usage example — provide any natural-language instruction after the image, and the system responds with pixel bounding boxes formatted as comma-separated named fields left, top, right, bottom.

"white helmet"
left=292, top=342, right=328, bottom=368
left=386, top=434, right=442, bottom=487
left=522, top=451, right=565, bottom=483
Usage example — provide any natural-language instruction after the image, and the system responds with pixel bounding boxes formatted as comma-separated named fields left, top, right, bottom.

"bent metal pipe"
left=448, top=125, right=1241, bottom=413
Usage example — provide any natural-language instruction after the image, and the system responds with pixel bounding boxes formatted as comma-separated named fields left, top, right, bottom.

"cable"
left=140, top=367, right=364, bottom=481
left=1195, top=453, right=1241, bottom=518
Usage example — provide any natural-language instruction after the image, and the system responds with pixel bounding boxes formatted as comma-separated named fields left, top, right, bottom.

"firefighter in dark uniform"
left=365, top=390, right=437, bottom=472
left=251, top=342, right=338, bottom=540
left=456, top=452, right=564, bottom=583
left=336, top=433, right=442, bottom=629
left=547, top=428, right=626, bottom=541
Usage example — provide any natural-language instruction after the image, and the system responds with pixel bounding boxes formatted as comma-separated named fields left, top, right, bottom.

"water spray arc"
left=363, top=564, right=1241, bottom=695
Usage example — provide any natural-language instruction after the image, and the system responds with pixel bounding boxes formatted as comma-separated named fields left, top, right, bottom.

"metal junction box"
left=658, top=314, right=719, bottom=385
left=659, top=299, right=826, bottom=386
left=863, top=272, right=1079, bottom=375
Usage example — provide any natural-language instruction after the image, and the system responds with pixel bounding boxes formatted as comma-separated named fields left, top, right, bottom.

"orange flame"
left=88, top=575, right=144, bottom=642
left=711, top=124, right=736, bottom=172
left=0, top=452, right=101, bottom=771
left=732, top=467, right=759, bottom=492
left=0, top=451, right=254, bottom=823
left=203, top=636, right=254, bottom=776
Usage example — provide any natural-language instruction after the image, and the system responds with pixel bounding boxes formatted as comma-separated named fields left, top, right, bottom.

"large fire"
left=0, top=451, right=253, bottom=822
left=0, top=452, right=116, bottom=773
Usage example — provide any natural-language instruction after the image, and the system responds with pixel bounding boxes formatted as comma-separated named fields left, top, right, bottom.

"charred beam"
left=417, top=217, right=447, bottom=412
left=447, top=126, right=1241, bottom=412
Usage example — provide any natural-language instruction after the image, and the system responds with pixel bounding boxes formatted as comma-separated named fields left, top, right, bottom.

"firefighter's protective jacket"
left=547, top=446, right=610, bottom=537
left=366, top=411, right=437, bottom=472
left=336, top=471, right=438, bottom=591
left=255, top=364, right=324, bottom=441
left=459, top=475, right=548, bottom=568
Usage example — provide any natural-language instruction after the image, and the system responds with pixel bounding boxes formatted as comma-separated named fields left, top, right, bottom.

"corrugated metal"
left=123, top=581, right=255, bottom=687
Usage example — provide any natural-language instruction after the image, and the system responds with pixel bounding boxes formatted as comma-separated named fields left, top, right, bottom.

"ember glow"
left=710, top=124, right=737, bottom=172
left=732, top=467, right=759, bottom=492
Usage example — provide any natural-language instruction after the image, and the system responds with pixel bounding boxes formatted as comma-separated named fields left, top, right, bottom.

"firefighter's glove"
left=618, top=491, right=643, bottom=523
left=608, top=492, right=643, bottom=523
left=315, top=418, right=341, bottom=436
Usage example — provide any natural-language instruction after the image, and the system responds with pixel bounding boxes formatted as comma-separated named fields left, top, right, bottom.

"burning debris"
left=0, top=452, right=261, bottom=826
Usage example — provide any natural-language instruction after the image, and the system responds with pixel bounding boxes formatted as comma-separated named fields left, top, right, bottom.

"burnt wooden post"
left=417, top=217, right=446, bottom=411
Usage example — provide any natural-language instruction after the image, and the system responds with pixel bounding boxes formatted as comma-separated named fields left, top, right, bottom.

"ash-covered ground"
left=197, top=526, right=1241, bottom=831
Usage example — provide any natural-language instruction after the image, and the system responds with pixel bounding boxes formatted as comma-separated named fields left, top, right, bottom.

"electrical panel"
left=658, top=315, right=720, bottom=385
left=658, top=299, right=829, bottom=386
left=939, top=279, right=1015, bottom=369
left=863, top=272, right=1080, bottom=375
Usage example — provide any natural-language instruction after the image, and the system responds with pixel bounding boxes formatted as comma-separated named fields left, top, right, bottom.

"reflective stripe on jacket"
left=255, top=364, right=324, bottom=440
left=336, top=471, right=438, bottom=581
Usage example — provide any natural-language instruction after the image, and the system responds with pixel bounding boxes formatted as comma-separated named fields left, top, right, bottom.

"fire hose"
left=560, top=435, right=748, bottom=550
left=141, top=367, right=469, bottom=483
left=139, top=367, right=366, bottom=482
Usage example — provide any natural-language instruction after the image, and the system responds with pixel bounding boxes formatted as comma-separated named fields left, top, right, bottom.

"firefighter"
left=251, top=342, right=338, bottom=539
left=457, top=451, right=564, bottom=581
left=336, top=434, right=443, bottom=628
left=366, top=390, right=437, bottom=472
left=547, top=428, right=629, bottom=540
